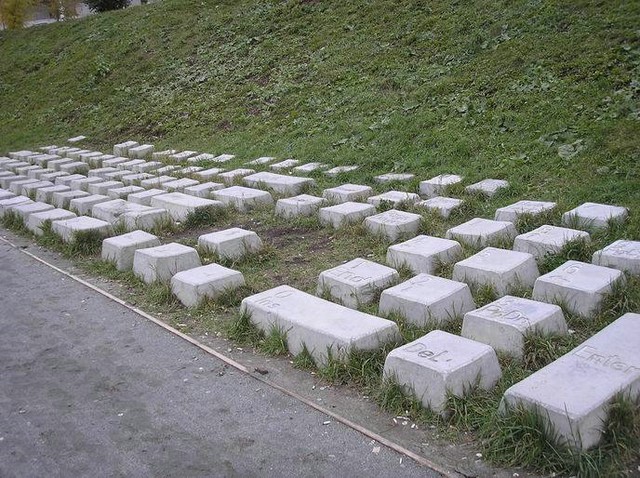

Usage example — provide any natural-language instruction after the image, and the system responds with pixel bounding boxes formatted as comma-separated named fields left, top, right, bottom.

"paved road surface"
left=0, top=240, right=439, bottom=477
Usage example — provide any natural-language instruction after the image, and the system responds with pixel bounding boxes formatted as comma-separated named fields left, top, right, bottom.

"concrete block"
left=186, top=153, right=215, bottom=163
left=52, top=190, right=90, bottom=209
left=453, top=247, right=540, bottom=295
left=15, top=165, right=41, bottom=176
left=275, top=194, right=326, bottom=218
left=211, top=154, right=235, bottom=163
left=101, top=230, right=161, bottom=271
left=501, top=312, right=640, bottom=450
left=122, top=208, right=170, bottom=232
left=32, top=155, right=60, bottom=167
left=246, top=156, right=274, bottom=166
left=67, top=135, right=86, bottom=143
left=113, top=141, right=139, bottom=156
left=0, top=189, right=15, bottom=201
left=184, top=182, right=225, bottom=198
left=140, top=176, right=177, bottom=188
left=374, top=173, right=415, bottom=183
left=88, top=181, right=125, bottom=195
left=133, top=243, right=202, bottom=284
left=40, top=171, right=69, bottom=183
left=0, top=196, right=32, bottom=217
left=127, top=188, right=166, bottom=206
left=419, top=174, right=463, bottom=197
left=88, top=167, right=119, bottom=179
left=243, top=171, right=314, bottom=196
left=133, top=161, right=163, bottom=173
left=514, top=225, right=590, bottom=259
left=466, top=179, right=509, bottom=197
left=319, top=202, right=376, bottom=228
left=532, top=261, right=624, bottom=318
left=495, top=200, right=557, bottom=223
left=8, top=151, right=34, bottom=160
left=322, top=184, right=373, bottom=204
left=212, top=186, right=274, bottom=211
left=364, top=209, right=422, bottom=242
left=28, top=168, right=55, bottom=180
left=270, top=159, right=299, bottom=170
left=386, top=235, right=463, bottom=275
left=462, top=296, right=568, bottom=358
left=47, top=158, right=74, bottom=171
left=55, top=174, right=86, bottom=187
left=150, top=192, right=222, bottom=222
left=195, top=167, right=225, bottom=180
left=417, top=197, right=463, bottom=218
left=292, top=162, right=327, bottom=174
left=318, top=258, right=399, bottom=309
left=240, top=285, right=401, bottom=366
left=380, top=274, right=475, bottom=325
left=107, top=186, right=145, bottom=199
left=66, top=149, right=91, bottom=160
left=102, top=157, right=130, bottom=168
left=121, top=173, right=153, bottom=186
left=59, top=161, right=89, bottom=175
left=325, top=165, right=359, bottom=177
left=446, top=218, right=517, bottom=248
left=128, top=144, right=154, bottom=158
left=562, top=202, right=629, bottom=230
left=69, top=194, right=111, bottom=216
left=79, top=152, right=105, bottom=166
left=11, top=201, right=54, bottom=222
left=179, top=167, right=203, bottom=174
left=218, top=169, right=255, bottom=185
left=103, top=170, right=132, bottom=181
left=70, top=176, right=104, bottom=191
left=152, top=150, right=178, bottom=160
left=92, top=199, right=154, bottom=225
left=154, top=165, right=179, bottom=175
left=35, top=185, right=70, bottom=204
left=52, top=216, right=113, bottom=243
left=593, top=240, right=640, bottom=276
left=9, top=179, right=38, bottom=195
left=169, top=151, right=199, bottom=162
left=4, top=161, right=29, bottom=173
left=26, top=208, right=77, bottom=236
left=198, top=228, right=262, bottom=260
left=171, top=264, right=246, bottom=307
left=118, top=159, right=147, bottom=170
left=383, top=331, right=501, bottom=414
left=22, top=181, right=54, bottom=197
left=0, top=175, right=27, bottom=189
left=161, top=178, right=200, bottom=192
left=367, top=191, right=421, bottom=207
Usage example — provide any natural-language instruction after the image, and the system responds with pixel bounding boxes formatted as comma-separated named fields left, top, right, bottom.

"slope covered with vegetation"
left=1, top=0, right=639, bottom=215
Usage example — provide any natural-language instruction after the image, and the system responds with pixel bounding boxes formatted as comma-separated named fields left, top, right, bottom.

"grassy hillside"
left=1, top=0, right=639, bottom=219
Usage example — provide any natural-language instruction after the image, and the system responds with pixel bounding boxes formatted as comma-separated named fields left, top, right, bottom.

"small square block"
left=140, top=176, right=176, bottom=188
left=462, top=296, right=568, bottom=358
left=532, top=261, right=624, bottom=318
left=52, top=190, right=90, bottom=209
left=218, top=169, right=255, bottom=185
left=386, top=235, right=462, bottom=275
left=127, top=188, right=167, bottom=206
left=593, top=240, right=640, bottom=275
left=88, top=181, right=124, bottom=195
left=69, top=194, right=110, bottom=216
left=108, top=186, right=145, bottom=199
left=453, top=247, right=540, bottom=295
left=161, top=178, right=200, bottom=192
left=513, top=225, right=590, bottom=259
left=465, top=179, right=509, bottom=197
left=367, top=191, right=421, bottom=207
left=446, top=218, right=517, bottom=248
left=102, top=230, right=161, bottom=271
left=11, top=201, right=54, bottom=221
left=150, top=192, right=222, bottom=221
left=275, top=194, right=326, bottom=219
left=27, top=208, right=77, bottom=236
left=171, top=263, right=246, bottom=307
left=322, top=184, right=373, bottom=204
left=379, top=274, right=475, bottom=325
left=419, top=174, right=463, bottom=197
left=494, top=200, right=557, bottom=223
left=383, top=331, right=501, bottom=414
left=184, top=182, right=225, bottom=198
left=212, top=186, right=274, bottom=211
left=561, top=202, right=629, bottom=230
left=198, top=228, right=263, bottom=261
left=70, top=176, right=104, bottom=191
left=35, top=185, right=70, bottom=203
left=52, top=216, right=113, bottom=243
left=417, top=197, right=463, bottom=218
left=364, top=209, right=422, bottom=242
left=317, top=258, right=399, bottom=309
left=133, top=243, right=202, bottom=284
left=318, top=202, right=376, bottom=228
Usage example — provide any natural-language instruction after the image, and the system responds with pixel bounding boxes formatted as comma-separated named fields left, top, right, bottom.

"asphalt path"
left=0, top=240, right=440, bottom=478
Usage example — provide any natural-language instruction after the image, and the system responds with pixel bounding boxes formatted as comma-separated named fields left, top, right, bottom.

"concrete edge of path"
left=0, top=235, right=460, bottom=478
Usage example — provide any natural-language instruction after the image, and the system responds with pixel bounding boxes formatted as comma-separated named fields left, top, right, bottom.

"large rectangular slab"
left=501, top=312, right=640, bottom=450
left=150, top=192, right=222, bottom=221
left=240, top=285, right=400, bottom=366
left=243, top=171, right=314, bottom=196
